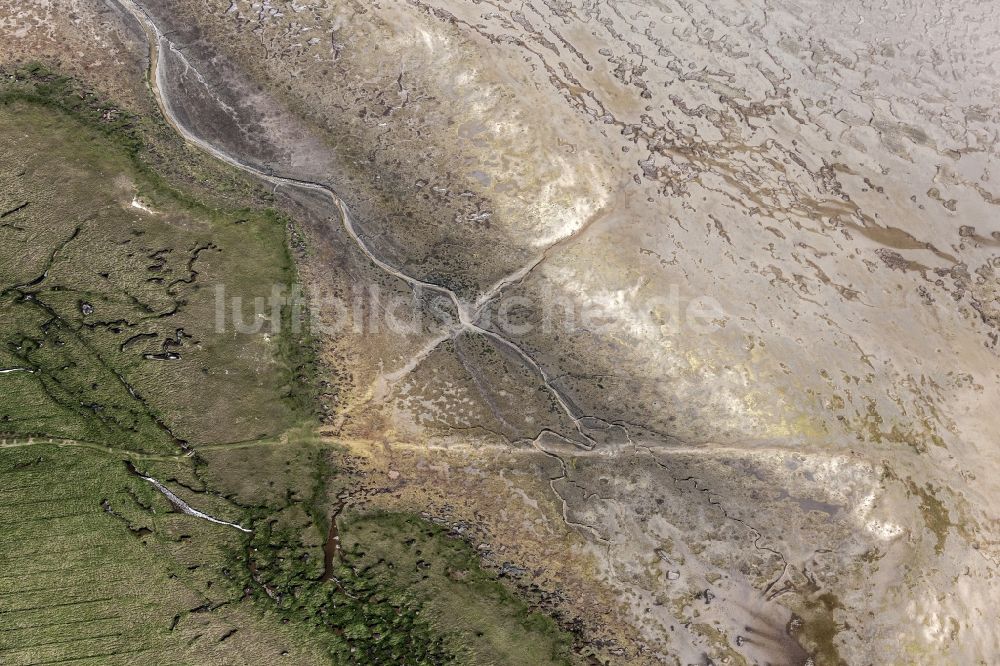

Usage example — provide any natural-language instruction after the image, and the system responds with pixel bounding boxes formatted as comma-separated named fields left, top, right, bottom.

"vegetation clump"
left=236, top=522, right=456, bottom=665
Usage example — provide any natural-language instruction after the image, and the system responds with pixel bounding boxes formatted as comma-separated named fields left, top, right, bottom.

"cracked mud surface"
left=3, top=0, right=1000, bottom=663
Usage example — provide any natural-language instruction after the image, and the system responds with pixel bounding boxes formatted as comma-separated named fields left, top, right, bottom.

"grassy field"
left=0, top=76, right=325, bottom=663
left=0, top=444, right=330, bottom=665
left=0, top=97, right=311, bottom=452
